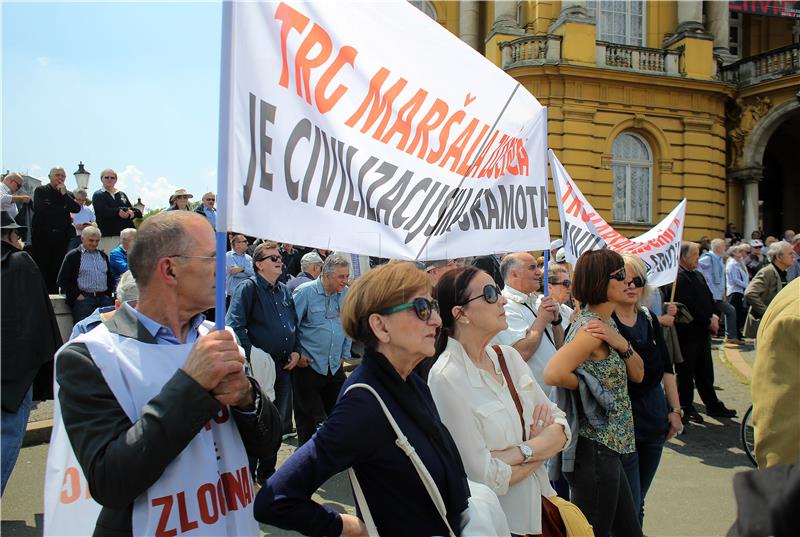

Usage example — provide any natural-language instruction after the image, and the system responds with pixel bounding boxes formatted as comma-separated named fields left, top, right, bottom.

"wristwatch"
left=670, top=407, right=684, bottom=418
left=518, top=443, right=534, bottom=463
left=551, top=315, right=563, bottom=326
left=619, top=342, right=634, bottom=360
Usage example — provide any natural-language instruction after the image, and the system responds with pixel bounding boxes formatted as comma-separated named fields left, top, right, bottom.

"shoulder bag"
left=344, top=382, right=510, bottom=537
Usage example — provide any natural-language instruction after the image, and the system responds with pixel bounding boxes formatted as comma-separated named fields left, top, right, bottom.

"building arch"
left=742, top=97, right=800, bottom=169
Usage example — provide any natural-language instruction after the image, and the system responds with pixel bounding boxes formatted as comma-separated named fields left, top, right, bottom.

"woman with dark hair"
left=429, top=266, right=569, bottom=536
left=544, top=249, right=644, bottom=537
left=254, top=262, right=478, bottom=536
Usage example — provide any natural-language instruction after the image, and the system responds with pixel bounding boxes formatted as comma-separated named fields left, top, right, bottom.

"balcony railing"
left=596, top=41, right=683, bottom=75
left=499, top=35, right=562, bottom=69
left=721, top=43, right=800, bottom=87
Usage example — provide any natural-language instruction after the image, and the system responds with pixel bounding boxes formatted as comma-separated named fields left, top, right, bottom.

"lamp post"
left=73, top=162, right=90, bottom=190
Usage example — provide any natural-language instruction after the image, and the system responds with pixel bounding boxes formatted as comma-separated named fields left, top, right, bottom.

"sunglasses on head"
left=381, top=297, right=440, bottom=321
left=609, top=267, right=627, bottom=281
left=461, top=284, right=501, bottom=305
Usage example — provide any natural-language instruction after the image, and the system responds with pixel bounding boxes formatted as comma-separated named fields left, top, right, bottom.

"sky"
left=2, top=1, right=222, bottom=211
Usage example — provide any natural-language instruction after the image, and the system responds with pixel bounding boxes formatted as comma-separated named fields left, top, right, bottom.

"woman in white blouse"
left=428, top=266, right=570, bottom=536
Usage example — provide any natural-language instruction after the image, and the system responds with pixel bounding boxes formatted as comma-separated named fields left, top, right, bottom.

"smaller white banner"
left=549, top=150, right=686, bottom=288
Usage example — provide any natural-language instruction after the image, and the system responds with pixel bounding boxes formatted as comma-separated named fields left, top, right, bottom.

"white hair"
left=120, top=228, right=137, bottom=240
left=766, top=241, right=790, bottom=262
left=322, top=254, right=350, bottom=276
left=81, top=226, right=101, bottom=239
left=115, top=271, right=139, bottom=302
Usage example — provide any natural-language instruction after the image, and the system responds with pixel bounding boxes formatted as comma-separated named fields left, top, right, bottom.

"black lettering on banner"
left=404, top=184, right=451, bottom=244
left=334, top=145, right=357, bottom=212
left=393, top=176, right=432, bottom=230
left=315, top=131, right=336, bottom=207
left=301, top=126, right=322, bottom=203
left=355, top=156, right=378, bottom=218
left=283, top=118, right=312, bottom=200
left=375, top=171, right=413, bottom=225
left=363, top=161, right=398, bottom=221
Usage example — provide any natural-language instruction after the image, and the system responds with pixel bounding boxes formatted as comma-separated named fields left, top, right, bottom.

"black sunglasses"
left=461, top=284, right=501, bottom=305
left=627, top=276, right=647, bottom=289
left=609, top=267, right=627, bottom=282
left=550, top=279, right=571, bottom=287
left=381, top=297, right=440, bottom=321
left=256, top=254, right=282, bottom=263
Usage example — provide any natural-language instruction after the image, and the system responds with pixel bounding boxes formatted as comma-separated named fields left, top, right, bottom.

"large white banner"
left=549, top=150, right=686, bottom=288
left=218, top=0, right=550, bottom=260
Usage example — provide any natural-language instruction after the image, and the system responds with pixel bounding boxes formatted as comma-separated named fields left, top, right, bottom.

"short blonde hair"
left=341, top=261, right=430, bottom=349
left=621, top=253, right=652, bottom=308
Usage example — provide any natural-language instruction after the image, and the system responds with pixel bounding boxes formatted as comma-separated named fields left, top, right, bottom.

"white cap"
left=550, top=238, right=564, bottom=251
left=555, top=248, right=566, bottom=263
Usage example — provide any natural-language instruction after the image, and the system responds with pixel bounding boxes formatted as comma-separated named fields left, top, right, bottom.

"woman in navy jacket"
left=254, top=262, right=470, bottom=536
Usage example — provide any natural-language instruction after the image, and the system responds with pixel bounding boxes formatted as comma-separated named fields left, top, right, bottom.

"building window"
left=408, top=0, right=437, bottom=21
left=612, top=132, right=652, bottom=224
left=587, top=0, right=645, bottom=47
left=729, top=12, right=742, bottom=58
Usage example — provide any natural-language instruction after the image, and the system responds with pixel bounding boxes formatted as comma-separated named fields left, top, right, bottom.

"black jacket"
left=57, top=247, right=114, bottom=306
left=1, top=241, right=63, bottom=411
left=91, top=190, right=139, bottom=237
left=57, top=305, right=282, bottom=536
left=673, top=266, right=716, bottom=336
left=32, top=183, right=80, bottom=243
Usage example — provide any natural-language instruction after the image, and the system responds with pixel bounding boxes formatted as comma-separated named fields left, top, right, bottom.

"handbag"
left=493, top=345, right=594, bottom=537
left=344, top=383, right=510, bottom=537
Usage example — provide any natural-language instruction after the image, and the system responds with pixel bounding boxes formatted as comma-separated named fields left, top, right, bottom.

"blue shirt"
left=726, top=258, right=750, bottom=296
left=202, top=206, right=216, bottom=229
left=698, top=251, right=725, bottom=301
left=292, top=278, right=351, bottom=375
left=108, top=245, right=128, bottom=289
left=286, top=271, right=313, bottom=294
left=69, top=305, right=116, bottom=340
left=225, top=250, right=255, bottom=296
left=226, top=275, right=297, bottom=361
left=124, top=302, right=206, bottom=345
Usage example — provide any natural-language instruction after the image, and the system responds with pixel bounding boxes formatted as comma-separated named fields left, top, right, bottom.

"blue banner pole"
left=215, top=232, right=227, bottom=330
left=543, top=249, right=550, bottom=297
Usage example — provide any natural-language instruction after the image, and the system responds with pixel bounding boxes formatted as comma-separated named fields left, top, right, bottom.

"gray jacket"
left=548, top=367, right=613, bottom=478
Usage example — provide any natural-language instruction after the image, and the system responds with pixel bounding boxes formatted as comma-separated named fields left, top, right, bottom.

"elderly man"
left=699, top=238, right=742, bottom=345
left=91, top=169, right=139, bottom=254
left=225, top=234, right=255, bottom=299
left=69, top=189, right=96, bottom=251
left=286, top=251, right=323, bottom=293
left=279, top=243, right=302, bottom=279
left=52, top=210, right=281, bottom=535
left=32, top=167, right=81, bottom=293
left=109, top=228, right=136, bottom=289
left=227, top=242, right=299, bottom=476
left=69, top=270, right=139, bottom=339
left=292, top=254, right=352, bottom=445
left=423, top=258, right=460, bottom=286
left=744, top=239, right=766, bottom=278
left=492, top=251, right=563, bottom=390
left=786, top=235, right=800, bottom=282
left=1, top=212, right=62, bottom=494
left=744, top=240, right=792, bottom=338
left=57, top=226, right=114, bottom=324
left=1, top=172, right=31, bottom=220
left=673, top=241, right=736, bottom=424
left=194, top=192, right=216, bottom=228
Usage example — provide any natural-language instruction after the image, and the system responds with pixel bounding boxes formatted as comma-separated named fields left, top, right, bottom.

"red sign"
left=730, top=0, right=800, bottom=18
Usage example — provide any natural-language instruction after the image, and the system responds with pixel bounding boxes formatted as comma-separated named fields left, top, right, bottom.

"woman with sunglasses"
left=612, top=254, right=681, bottom=527
left=255, top=262, right=473, bottom=536
left=544, top=249, right=644, bottom=537
left=428, top=266, right=569, bottom=536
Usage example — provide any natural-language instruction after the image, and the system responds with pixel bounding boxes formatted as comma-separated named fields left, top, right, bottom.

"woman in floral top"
left=544, top=249, right=645, bottom=537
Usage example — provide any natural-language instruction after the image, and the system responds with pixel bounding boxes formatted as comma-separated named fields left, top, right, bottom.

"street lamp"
left=73, top=162, right=90, bottom=190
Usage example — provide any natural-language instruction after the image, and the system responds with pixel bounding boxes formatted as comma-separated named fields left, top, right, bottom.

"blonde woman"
left=612, top=254, right=682, bottom=526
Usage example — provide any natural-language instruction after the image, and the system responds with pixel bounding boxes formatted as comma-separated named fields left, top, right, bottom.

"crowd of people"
left=2, top=170, right=799, bottom=536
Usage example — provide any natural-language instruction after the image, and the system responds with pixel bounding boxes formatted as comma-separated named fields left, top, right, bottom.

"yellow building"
left=412, top=0, right=800, bottom=241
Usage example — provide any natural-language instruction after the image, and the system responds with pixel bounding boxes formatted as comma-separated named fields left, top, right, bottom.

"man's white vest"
left=44, top=323, right=258, bottom=536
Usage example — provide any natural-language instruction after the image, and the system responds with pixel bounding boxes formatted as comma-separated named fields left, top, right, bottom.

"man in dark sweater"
left=31, top=166, right=81, bottom=293
left=672, top=241, right=736, bottom=425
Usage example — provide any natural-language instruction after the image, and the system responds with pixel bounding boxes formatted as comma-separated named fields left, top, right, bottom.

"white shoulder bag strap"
left=345, top=383, right=457, bottom=537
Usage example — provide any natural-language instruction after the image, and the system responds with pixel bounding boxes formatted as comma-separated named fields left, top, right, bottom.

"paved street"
left=2, top=343, right=753, bottom=536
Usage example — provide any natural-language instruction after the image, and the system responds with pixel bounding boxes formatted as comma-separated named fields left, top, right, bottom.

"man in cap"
left=1, top=211, right=62, bottom=493
left=745, top=239, right=766, bottom=279
left=32, top=167, right=81, bottom=293
left=549, top=238, right=564, bottom=261
left=424, top=258, right=461, bottom=286
left=92, top=168, right=140, bottom=253
left=286, top=251, right=323, bottom=293
left=53, top=210, right=280, bottom=535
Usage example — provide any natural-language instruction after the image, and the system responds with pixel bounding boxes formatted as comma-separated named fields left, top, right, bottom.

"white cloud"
left=206, top=168, right=216, bottom=177
left=36, top=56, right=50, bottom=67
left=117, top=164, right=179, bottom=212
left=29, top=164, right=42, bottom=173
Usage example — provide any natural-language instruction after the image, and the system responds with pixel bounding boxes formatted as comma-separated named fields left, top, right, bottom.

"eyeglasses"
left=234, top=239, right=249, bottom=244
left=381, top=297, right=440, bottom=322
left=609, top=267, right=627, bottom=281
left=204, top=198, right=215, bottom=201
left=256, top=254, right=282, bottom=263
left=461, top=284, right=501, bottom=305
left=626, top=276, right=647, bottom=289
left=550, top=279, right=571, bottom=287
left=175, top=195, right=190, bottom=200
left=102, top=176, right=117, bottom=180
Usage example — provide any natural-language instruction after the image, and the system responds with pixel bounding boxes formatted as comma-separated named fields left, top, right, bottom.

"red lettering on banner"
left=346, top=68, right=408, bottom=140
left=60, top=467, right=80, bottom=504
left=152, top=495, right=178, bottom=537
left=221, top=468, right=247, bottom=511
left=197, top=483, right=219, bottom=525
left=204, top=406, right=231, bottom=431
left=176, top=491, right=199, bottom=533
left=294, top=24, right=334, bottom=105
left=315, top=46, right=358, bottom=114
left=275, top=3, right=311, bottom=89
